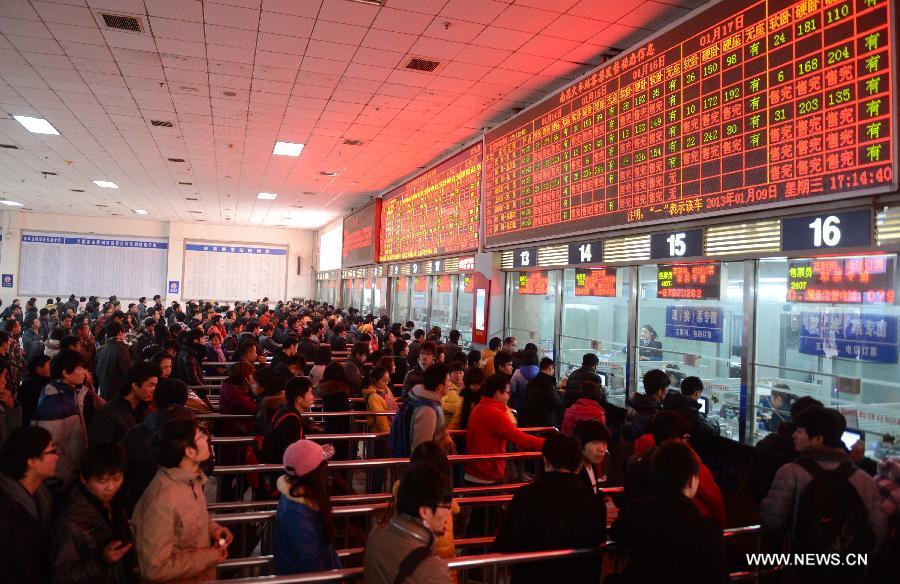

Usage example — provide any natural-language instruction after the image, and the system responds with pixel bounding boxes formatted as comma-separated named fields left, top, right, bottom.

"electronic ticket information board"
left=484, top=0, right=896, bottom=247
left=342, top=200, right=380, bottom=268
left=379, top=142, right=482, bottom=262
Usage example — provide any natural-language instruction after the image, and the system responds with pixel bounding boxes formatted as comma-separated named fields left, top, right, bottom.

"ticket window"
left=506, top=270, right=559, bottom=360
left=457, top=273, right=475, bottom=350
left=374, top=277, right=388, bottom=317
left=430, top=275, right=455, bottom=340
left=362, top=279, right=374, bottom=314
left=410, top=276, right=430, bottom=331
left=391, top=278, right=410, bottom=324
left=341, top=280, right=353, bottom=309
left=634, top=262, right=744, bottom=441
left=753, top=255, right=900, bottom=459
left=560, top=267, right=632, bottom=406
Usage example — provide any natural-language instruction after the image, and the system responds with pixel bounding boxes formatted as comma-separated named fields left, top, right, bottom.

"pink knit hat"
left=283, top=440, right=334, bottom=477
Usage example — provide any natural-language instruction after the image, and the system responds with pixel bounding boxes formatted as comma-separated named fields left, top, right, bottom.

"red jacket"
left=634, top=435, right=727, bottom=528
left=561, top=398, right=607, bottom=436
left=465, top=397, right=545, bottom=483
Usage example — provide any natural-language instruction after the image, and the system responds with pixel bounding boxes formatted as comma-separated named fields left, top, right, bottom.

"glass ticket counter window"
left=507, top=270, right=559, bottom=359
left=411, top=276, right=430, bottom=331
left=457, top=273, right=475, bottom=350
left=341, top=280, right=353, bottom=309
left=430, top=275, right=455, bottom=340
left=634, top=262, right=744, bottom=441
left=560, top=267, right=632, bottom=407
left=753, top=254, right=900, bottom=459
left=361, top=278, right=374, bottom=315
left=374, top=277, right=388, bottom=317
left=391, top=278, right=410, bottom=324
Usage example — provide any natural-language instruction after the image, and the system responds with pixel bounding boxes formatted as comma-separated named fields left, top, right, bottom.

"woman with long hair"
left=273, top=440, right=340, bottom=574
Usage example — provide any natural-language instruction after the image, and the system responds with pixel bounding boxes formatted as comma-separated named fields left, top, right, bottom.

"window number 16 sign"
left=782, top=210, right=872, bottom=252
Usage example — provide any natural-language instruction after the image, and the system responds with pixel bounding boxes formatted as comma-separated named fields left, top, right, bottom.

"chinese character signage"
left=657, top=263, right=720, bottom=300
left=396, top=277, right=408, bottom=293
left=518, top=271, right=549, bottom=295
left=1, top=274, right=13, bottom=288
left=414, top=276, right=428, bottom=292
left=168, top=280, right=179, bottom=294
left=788, top=256, right=894, bottom=304
left=665, top=306, right=724, bottom=343
left=484, top=0, right=895, bottom=248
left=342, top=200, right=380, bottom=268
left=436, top=275, right=452, bottom=293
left=575, top=268, right=617, bottom=297
left=799, top=310, right=898, bottom=363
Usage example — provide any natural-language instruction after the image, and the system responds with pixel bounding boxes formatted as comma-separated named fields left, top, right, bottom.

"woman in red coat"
left=562, top=381, right=607, bottom=436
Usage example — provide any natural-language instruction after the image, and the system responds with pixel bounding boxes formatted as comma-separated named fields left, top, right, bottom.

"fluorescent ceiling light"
left=0, top=200, right=23, bottom=206
left=273, top=141, right=304, bottom=156
left=93, top=180, right=119, bottom=188
left=134, top=209, right=148, bottom=215
left=12, top=115, right=59, bottom=135
left=257, top=192, right=277, bottom=200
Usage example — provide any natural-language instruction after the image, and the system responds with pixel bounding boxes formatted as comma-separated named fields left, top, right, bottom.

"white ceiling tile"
left=499, top=51, right=555, bottom=74
left=31, top=1, right=95, bottom=27
left=258, top=10, right=315, bottom=37
left=439, top=0, right=508, bottom=25
left=344, top=62, right=392, bottom=83
left=318, top=0, right=378, bottom=27
left=372, top=8, right=434, bottom=35
left=0, top=17, right=52, bottom=39
left=0, top=0, right=41, bottom=20
left=204, top=24, right=259, bottom=49
left=305, top=39, right=357, bottom=63
left=361, top=28, right=418, bottom=53
left=6, top=34, right=65, bottom=54
left=589, top=23, right=653, bottom=49
left=562, top=43, right=610, bottom=66
left=261, top=0, right=321, bottom=18
left=311, top=20, right=368, bottom=45
left=422, top=19, right=486, bottom=44
left=161, top=54, right=207, bottom=71
left=60, top=41, right=113, bottom=59
left=256, top=32, right=308, bottom=55
left=618, top=1, right=691, bottom=30
left=204, top=2, right=260, bottom=31
left=493, top=4, right=560, bottom=33
left=101, top=29, right=158, bottom=51
left=541, top=14, right=610, bottom=42
left=45, top=22, right=106, bottom=45
left=471, top=26, right=533, bottom=51
left=454, top=44, right=511, bottom=67
left=351, top=47, right=404, bottom=69
left=149, top=17, right=205, bottom=42
left=156, top=37, right=207, bottom=58
left=439, top=60, right=491, bottom=82
left=409, top=37, right=465, bottom=61
left=569, top=0, right=642, bottom=22
left=254, top=50, right=303, bottom=69
left=253, top=65, right=298, bottom=82
left=300, top=56, right=347, bottom=75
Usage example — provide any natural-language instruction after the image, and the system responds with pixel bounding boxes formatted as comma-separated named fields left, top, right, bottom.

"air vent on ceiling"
left=185, top=197, right=199, bottom=201
left=188, top=210, right=203, bottom=214
left=168, top=157, right=185, bottom=162
left=71, top=189, right=84, bottom=192
left=151, top=119, right=173, bottom=127
left=343, top=139, right=364, bottom=146
left=319, top=171, right=339, bottom=176
left=178, top=181, right=192, bottom=185
left=405, top=57, right=442, bottom=72
left=0, top=144, right=19, bottom=149
left=101, top=13, right=144, bottom=32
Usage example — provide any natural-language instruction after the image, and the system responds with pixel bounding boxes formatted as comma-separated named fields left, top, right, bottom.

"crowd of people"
left=0, top=295, right=897, bottom=583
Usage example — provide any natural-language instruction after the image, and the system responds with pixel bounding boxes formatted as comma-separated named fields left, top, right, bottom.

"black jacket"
left=563, top=366, right=604, bottom=408
left=0, top=475, right=54, bottom=584
left=50, top=483, right=134, bottom=584
left=663, top=392, right=720, bottom=446
left=87, top=396, right=147, bottom=446
left=491, top=472, right=606, bottom=584
left=612, top=494, right=728, bottom=584
left=18, top=373, right=50, bottom=425
left=318, top=381, right=351, bottom=460
left=623, top=393, right=663, bottom=441
left=401, top=365, right=424, bottom=397
left=747, top=421, right=796, bottom=503
left=175, top=342, right=205, bottom=387
left=298, top=338, right=318, bottom=362
left=94, top=339, right=132, bottom=400
left=521, top=372, right=561, bottom=428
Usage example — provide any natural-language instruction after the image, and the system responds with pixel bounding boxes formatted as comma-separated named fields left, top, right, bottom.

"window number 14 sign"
left=568, top=241, right=603, bottom=265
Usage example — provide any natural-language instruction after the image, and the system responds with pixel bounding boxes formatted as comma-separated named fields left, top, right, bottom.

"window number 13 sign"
left=514, top=247, right=538, bottom=268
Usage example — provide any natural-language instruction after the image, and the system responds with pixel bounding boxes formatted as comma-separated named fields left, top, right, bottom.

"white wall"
left=316, top=218, right=343, bottom=272
left=0, top=210, right=315, bottom=305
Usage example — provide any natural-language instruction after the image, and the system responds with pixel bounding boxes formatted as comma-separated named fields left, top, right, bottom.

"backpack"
left=792, top=460, right=876, bottom=576
left=388, top=393, right=440, bottom=458
left=244, top=408, right=301, bottom=496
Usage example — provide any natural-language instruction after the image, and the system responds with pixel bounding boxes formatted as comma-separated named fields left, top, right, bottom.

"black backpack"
left=792, top=460, right=875, bottom=577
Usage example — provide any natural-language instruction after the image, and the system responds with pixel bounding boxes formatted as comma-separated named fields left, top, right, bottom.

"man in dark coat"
left=175, top=329, right=206, bottom=388
left=521, top=357, right=561, bottom=428
left=663, top=376, right=720, bottom=449
left=623, top=368, right=669, bottom=441
left=87, top=361, right=159, bottom=445
left=563, top=353, right=605, bottom=408
left=613, top=441, right=729, bottom=584
left=93, top=322, right=132, bottom=400
left=492, top=433, right=606, bottom=584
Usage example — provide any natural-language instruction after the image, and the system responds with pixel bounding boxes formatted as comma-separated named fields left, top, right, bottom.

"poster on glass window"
left=798, top=310, right=898, bottom=363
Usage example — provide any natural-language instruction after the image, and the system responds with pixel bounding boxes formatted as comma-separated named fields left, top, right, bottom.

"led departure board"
left=397, top=277, right=408, bottom=293
left=414, top=276, right=428, bottom=292
left=485, top=0, right=896, bottom=247
left=436, top=275, right=452, bottom=293
left=518, top=271, right=549, bottom=295
left=657, top=263, right=721, bottom=299
left=787, top=255, right=895, bottom=303
left=379, top=143, right=482, bottom=261
left=342, top=200, right=380, bottom=268
left=575, top=268, right=618, bottom=296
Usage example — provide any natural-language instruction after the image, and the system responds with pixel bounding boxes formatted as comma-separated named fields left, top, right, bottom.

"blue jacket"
left=273, top=475, right=340, bottom=575
left=509, top=365, right=539, bottom=414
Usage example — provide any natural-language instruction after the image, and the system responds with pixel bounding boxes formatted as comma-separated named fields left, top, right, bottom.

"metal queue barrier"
left=213, top=524, right=777, bottom=583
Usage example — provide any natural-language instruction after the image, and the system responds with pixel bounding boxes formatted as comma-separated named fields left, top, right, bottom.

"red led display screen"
left=575, top=268, right=618, bottom=297
left=436, top=275, right=452, bottom=293
left=484, top=0, right=896, bottom=247
left=414, top=276, right=428, bottom=292
left=342, top=200, right=380, bottom=268
left=788, top=255, right=895, bottom=303
left=657, top=263, right=721, bottom=300
left=379, top=143, right=482, bottom=262
left=518, top=271, right=549, bottom=295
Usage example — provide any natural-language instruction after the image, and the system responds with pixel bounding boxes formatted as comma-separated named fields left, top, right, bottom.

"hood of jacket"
left=0, top=474, right=52, bottom=523
left=628, top=392, right=663, bottom=412
left=410, top=384, right=441, bottom=404
left=795, top=445, right=852, bottom=465
left=664, top=391, right=701, bottom=411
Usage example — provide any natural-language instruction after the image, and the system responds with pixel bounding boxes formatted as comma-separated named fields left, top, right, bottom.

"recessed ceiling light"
left=70, top=189, right=84, bottom=192
left=273, top=141, right=304, bottom=156
left=223, top=91, right=237, bottom=97
left=1, top=200, right=23, bottom=206
left=0, top=144, right=19, bottom=149
left=134, top=209, right=148, bottom=215
left=185, top=197, right=199, bottom=201
left=13, top=115, right=59, bottom=135
left=93, top=180, right=119, bottom=188
left=257, top=192, right=277, bottom=200
left=181, top=86, right=197, bottom=92
left=167, top=157, right=185, bottom=162
left=178, top=181, right=192, bottom=185
left=319, top=171, right=339, bottom=176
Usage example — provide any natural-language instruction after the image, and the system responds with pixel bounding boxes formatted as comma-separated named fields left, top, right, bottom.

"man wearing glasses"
left=132, top=418, right=233, bottom=583
left=0, top=426, right=59, bottom=583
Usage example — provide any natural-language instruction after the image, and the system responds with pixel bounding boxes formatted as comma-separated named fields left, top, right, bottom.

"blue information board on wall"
left=665, top=306, right=724, bottom=343
left=798, top=310, right=898, bottom=364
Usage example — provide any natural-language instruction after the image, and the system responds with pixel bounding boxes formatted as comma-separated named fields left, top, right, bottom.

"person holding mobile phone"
left=50, top=441, right=134, bottom=583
